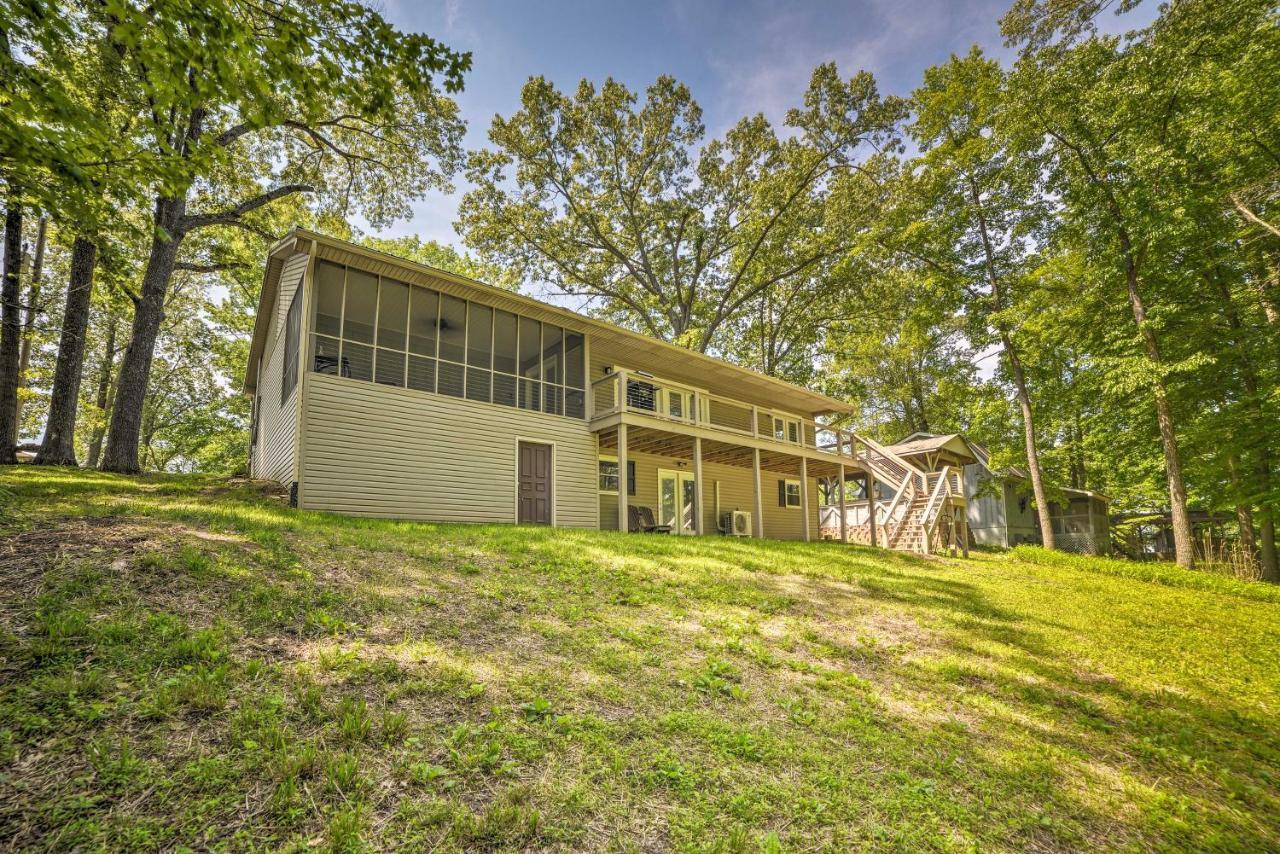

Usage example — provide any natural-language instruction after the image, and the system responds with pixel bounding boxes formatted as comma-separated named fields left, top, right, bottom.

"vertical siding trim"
left=293, top=251, right=317, bottom=502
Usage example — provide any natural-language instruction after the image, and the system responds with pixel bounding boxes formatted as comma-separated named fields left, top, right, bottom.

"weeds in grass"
left=336, top=696, right=372, bottom=743
left=324, top=752, right=362, bottom=798
left=694, top=659, right=745, bottom=699
left=379, top=709, right=408, bottom=744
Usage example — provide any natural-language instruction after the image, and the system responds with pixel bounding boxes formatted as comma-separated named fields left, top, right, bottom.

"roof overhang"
left=888, top=433, right=979, bottom=465
left=243, top=228, right=855, bottom=418
left=244, top=232, right=311, bottom=393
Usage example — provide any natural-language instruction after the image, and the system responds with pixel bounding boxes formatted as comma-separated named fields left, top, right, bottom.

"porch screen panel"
left=306, top=259, right=587, bottom=420
left=314, top=261, right=344, bottom=337
left=438, top=295, right=467, bottom=364
left=342, top=269, right=377, bottom=344
left=466, top=303, right=493, bottom=402
left=518, top=317, right=541, bottom=412
left=408, top=288, right=439, bottom=357
left=564, top=332, right=585, bottom=418
left=542, top=324, right=562, bottom=415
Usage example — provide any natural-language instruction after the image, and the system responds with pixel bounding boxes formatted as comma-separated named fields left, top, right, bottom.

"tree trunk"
left=1122, top=248, right=1193, bottom=567
left=1002, top=333, right=1056, bottom=550
left=35, top=237, right=97, bottom=466
left=1226, top=453, right=1257, bottom=563
left=101, top=196, right=187, bottom=473
left=0, top=194, right=22, bottom=464
left=1210, top=269, right=1277, bottom=581
left=965, top=174, right=1056, bottom=550
left=1068, top=413, right=1086, bottom=490
left=1261, top=512, right=1279, bottom=583
left=15, top=215, right=46, bottom=426
left=86, top=317, right=118, bottom=469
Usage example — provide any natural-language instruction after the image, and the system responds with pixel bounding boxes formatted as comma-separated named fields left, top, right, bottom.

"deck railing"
left=590, top=367, right=941, bottom=505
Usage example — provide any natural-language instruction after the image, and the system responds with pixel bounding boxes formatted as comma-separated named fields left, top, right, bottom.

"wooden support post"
left=867, top=469, right=878, bottom=548
left=800, top=457, right=810, bottom=542
left=961, top=507, right=970, bottom=558
left=617, top=423, right=628, bottom=533
left=839, top=462, right=848, bottom=544
left=693, top=436, right=704, bottom=536
left=752, top=447, right=764, bottom=538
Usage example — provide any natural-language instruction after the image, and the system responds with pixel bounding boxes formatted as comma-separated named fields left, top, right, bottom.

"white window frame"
left=773, top=416, right=801, bottom=445
left=598, top=453, right=620, bottom=495
left=783, top=478, right=802, bottom=508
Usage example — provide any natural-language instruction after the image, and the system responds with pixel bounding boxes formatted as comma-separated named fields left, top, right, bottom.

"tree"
left=458, top=66, right=904, bottom=354
left=823, top=265, right=987, bottom=442
left=2, top=4, right=119, bottom=461
left=98, top=0, right=469, bottom=473
left=33, top=235, right=95, bottom=463
left=15, top=214, right=46, bottom=425
left=903, top=48, right=1059, bottom=548
left=0, top=190, right=19, bottom=462
left=359, top=234, right=520, bottom=291
left=1002, top=0, right=1279, bottom=569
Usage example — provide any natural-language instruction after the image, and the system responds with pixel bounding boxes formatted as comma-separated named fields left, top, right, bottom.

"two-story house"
left=245, top=230, right=961, bottom=551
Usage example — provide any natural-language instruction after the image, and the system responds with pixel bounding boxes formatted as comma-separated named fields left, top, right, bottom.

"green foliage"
left=458, top=66, right=904, bottom=353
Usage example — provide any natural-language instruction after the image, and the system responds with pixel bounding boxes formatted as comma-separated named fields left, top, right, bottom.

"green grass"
left=1, top=467, right=1278, bottom=851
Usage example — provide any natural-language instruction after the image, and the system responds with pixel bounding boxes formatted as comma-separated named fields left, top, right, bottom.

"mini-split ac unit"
left=722, top=510, right=752, bottom=537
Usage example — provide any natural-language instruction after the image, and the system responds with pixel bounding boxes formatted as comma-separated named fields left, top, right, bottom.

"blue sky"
left=372, top=0, right=1151, bottom=247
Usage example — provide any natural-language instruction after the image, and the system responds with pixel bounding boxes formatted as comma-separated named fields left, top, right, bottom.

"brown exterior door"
left=517, top=441, right=553, bottom=524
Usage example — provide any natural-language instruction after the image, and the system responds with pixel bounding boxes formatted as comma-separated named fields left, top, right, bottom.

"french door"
left=657, top=469, right=697, bottom=535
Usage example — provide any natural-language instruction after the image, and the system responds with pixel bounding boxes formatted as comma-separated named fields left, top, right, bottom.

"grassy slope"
left=1, top=468, right=1277, bottom=852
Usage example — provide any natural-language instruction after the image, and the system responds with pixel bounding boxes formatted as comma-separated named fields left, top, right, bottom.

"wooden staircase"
left=845, top=434, right=968, bottom=556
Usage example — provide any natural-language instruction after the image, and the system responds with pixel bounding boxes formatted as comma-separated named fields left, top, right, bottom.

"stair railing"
left=920, top=466, right=954, bottom=553
left=883, top=477, right=916, bottom=547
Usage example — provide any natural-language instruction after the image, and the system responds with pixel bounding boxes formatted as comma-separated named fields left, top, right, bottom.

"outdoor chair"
left=628, top=505, right=672, bottom=534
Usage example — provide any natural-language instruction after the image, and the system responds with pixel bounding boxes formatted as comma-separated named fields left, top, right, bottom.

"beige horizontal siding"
left=252, top=253, right=307, bottom=484
left=597, top=448, right=819, bottom=540
left=300, top=372, right=598, bottom=527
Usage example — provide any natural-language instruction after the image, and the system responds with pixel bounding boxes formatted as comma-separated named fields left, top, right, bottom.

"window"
left=773, top=416, right=801, bottom=445
left=281, top=287, right=301, bottom=404
left=627, top=379, right=656, bottom=411
left=665, top=388, right=692, bottom=420
left=779, top=479, right=801, bottom=508
left=599, top=456, right=636, bottom=495
left=250, top=392, right=261, bottom=447
left=308, top=260, right=586, bottom=419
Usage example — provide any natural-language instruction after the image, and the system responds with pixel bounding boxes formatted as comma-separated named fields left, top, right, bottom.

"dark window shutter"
left=778, top=479, right=786, bottom=507
left=627, top=460, right=636, bottom=496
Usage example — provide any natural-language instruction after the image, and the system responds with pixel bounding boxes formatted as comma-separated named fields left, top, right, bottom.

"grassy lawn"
left=1, top=468, right=1277, bottom=851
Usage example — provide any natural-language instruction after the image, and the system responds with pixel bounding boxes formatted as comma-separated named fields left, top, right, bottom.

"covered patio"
left=595, top=422, right=864, bottom=542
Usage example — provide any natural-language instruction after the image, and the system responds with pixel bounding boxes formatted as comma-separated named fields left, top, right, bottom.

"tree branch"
left=182, top=183, right=313, bottom=231
left=174, top=261, right=250, bottom=274
left=1230, top=192, right=1280, bottom=239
